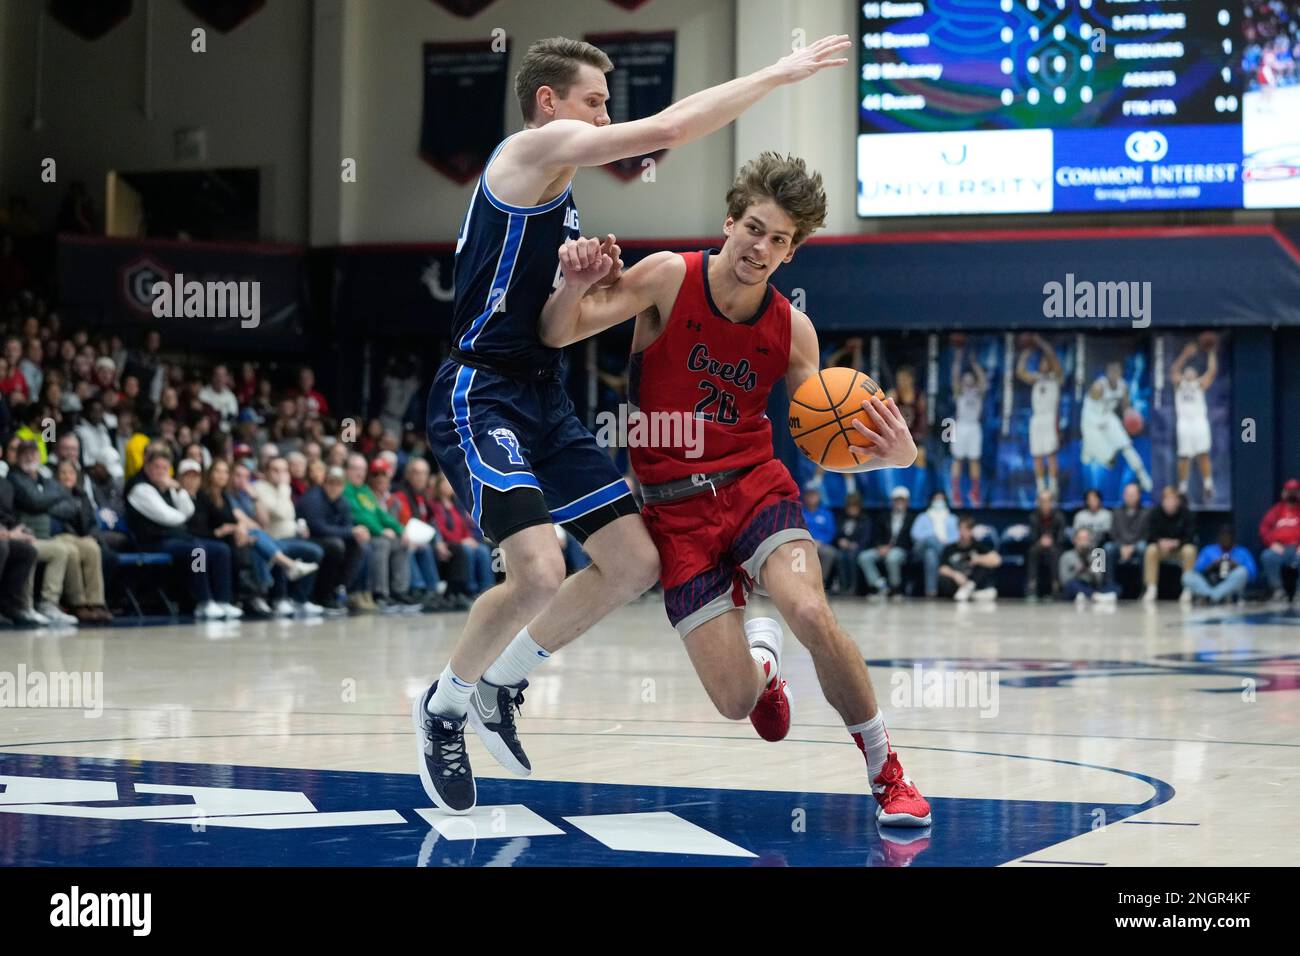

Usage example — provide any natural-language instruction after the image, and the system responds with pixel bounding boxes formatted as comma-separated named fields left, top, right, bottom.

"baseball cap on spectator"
left=94, top=357, right=116, bottom=373
left=1284, top=478, right=1300, bottom=494
left=176, top=459, right=202, bottom=477
left=890, top=486, right=911, bottom=500
left=368, top=457, right=392, bottom=476
left=238, top=407, right=262, bottom=425
left=233, top=442, right=252, bottom=458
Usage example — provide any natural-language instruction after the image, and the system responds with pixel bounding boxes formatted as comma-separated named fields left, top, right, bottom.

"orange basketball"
left=1198, top=330, right=1219, bottom=352
left=789, top=367, right=887, bottom=472
left=1123, top=407, right=1144, bottom=436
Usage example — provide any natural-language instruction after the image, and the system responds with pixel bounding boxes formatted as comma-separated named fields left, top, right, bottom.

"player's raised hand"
left=557, top=236, right=613, bottom=291
left=767, top=34, right=851, bottom=85
left=592, top=233, right=624, bottom=290
left=850, top=395, right=918, bottom=469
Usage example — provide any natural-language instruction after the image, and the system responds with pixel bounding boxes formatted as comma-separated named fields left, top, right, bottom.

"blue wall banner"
left=428, top=0, right=498, bottom=18
left=180, top=0, right=266, bottom=33
left=56, top=236, right=307, bottom=350
left=583, top=31, right=676, bottom=181
left=421, top=39, right=510, bottom=185
left=48, top=0, right=132, bottom=41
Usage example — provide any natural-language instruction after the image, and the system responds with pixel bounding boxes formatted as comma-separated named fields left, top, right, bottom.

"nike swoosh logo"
left=472, top=688, right=497, bottom=721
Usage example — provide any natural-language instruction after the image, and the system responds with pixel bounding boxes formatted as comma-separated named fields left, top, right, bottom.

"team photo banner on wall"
left=421, top=39, right=510, bottom=185
left=583, top=31, right=676, bottom=181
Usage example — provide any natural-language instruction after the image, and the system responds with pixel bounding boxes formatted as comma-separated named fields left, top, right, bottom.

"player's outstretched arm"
left=539, top=243, right=681, bottom=348
left=1039, top=334, right=1062, bottom=376
left=786, top=309, right=916, bottom=473
left=1200, top=345, right=1218, bottom=390
left=510, top=34, right=850, bottom=172
left=1171, top=341, right=1195, bottom=381
left=1014, top=346, right=1035, bottom=385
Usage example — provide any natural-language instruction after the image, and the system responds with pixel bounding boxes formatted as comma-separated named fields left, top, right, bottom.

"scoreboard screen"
left=856, top=0, right=1300, bottom=216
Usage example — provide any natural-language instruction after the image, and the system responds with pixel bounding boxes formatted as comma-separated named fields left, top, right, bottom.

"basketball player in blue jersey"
left=414, top=34, right=853, bottom=813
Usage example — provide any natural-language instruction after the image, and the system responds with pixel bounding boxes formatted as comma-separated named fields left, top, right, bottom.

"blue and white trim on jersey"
left=450, top=365, right=541, bottom=525
left=549, top=479, right=632, bottom=524
left=479, top=134, right=574, bottom=216
left=458, top=212, right=527, bottom=351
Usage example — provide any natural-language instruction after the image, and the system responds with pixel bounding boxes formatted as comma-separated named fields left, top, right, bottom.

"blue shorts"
left=427, top=359, right=636, bottom=545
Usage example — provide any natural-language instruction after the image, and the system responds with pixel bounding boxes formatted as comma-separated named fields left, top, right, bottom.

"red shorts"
left=640, top=459, right=811, bottom=636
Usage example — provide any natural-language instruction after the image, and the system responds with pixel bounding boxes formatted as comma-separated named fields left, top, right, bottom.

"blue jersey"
left=451, top=135, right=580, bottom=372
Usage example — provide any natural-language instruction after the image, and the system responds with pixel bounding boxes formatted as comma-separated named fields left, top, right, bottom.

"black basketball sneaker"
left=466, top=679, right=532, bottom=777
left=412, top=681, right=476, bottom=814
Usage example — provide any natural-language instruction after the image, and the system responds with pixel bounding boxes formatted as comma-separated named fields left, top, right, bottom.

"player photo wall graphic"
left=1149, top=331, right=1233, bottom=511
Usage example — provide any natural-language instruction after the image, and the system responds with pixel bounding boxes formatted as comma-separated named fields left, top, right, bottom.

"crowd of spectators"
left=0, top=285, right=515, bottom=626
left=801, top=474, right=1299, bottom=607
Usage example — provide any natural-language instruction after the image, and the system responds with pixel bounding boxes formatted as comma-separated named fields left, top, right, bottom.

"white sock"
left=848, top=711, right=890, bottom=781
left=482, top=626, right=551, bottom=688
left=744, top=617, right=780, bottom=686
left=427, top=664, right=475, bottom=718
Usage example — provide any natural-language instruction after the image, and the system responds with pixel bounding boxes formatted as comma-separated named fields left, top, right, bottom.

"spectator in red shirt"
left=389, top=458, right=460, bottom=608
left=292, top=367, right=329, bottom=418
left=1, top=338, right=28, bottom=398
left=431, top=473, right=494, bottom=596
left=1259, top=478, right=1300, bottom=602
left=0, top=358, right=29, bottom=406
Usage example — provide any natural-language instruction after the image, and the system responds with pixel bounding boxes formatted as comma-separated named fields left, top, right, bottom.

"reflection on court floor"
left=1, top=599, right=1296, bottom=866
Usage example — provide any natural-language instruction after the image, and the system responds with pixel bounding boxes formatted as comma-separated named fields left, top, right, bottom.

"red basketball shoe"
left=749, top=676, right=791, bottom=742
left=872, top=751, right=932, bottom=827
left=746, top=617, right=790, bottom=742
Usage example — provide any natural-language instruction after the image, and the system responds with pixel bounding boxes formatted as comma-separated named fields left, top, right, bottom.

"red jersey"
left=628, top=250, right=791, bottom=485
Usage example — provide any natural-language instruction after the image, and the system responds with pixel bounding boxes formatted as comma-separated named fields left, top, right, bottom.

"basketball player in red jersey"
left=540, top=154, right=931, bottom=826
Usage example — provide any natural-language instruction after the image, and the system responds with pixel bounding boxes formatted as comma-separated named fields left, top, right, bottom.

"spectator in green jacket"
left=344, top=453, right=415, bottom=612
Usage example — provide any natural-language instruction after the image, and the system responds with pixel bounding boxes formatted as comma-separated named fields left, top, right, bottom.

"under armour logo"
left=686, top=320, right=702, bottom=332
left=756, top=346, right=770, bottom=355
